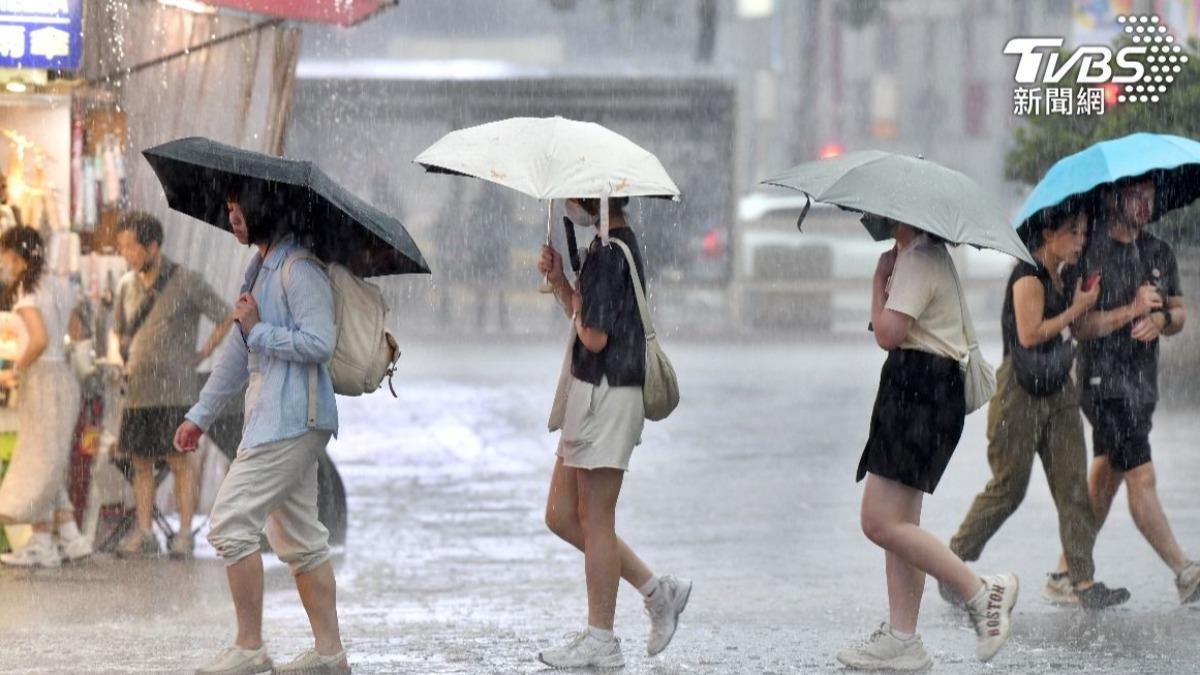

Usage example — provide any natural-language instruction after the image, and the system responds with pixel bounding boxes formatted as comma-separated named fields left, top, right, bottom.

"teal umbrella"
left=1012, top=132, right=1200, bottom=231
left=763, top=150, right=1034, bottom=264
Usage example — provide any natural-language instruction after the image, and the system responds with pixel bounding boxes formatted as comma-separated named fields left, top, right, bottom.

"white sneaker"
left=1178, top=561, right=1200, bottom=604
left=836, top=623, right=932, bottom=672
left=645, top=575, right=692, bottom=656
left=0, top=536, right=62, bottom=568
left=1042, top=572, right=1078, bottom=605
left=538, top=631, right=625, bottom=669
left=59, top=535, right=93, bottom=562
left=966, top=574, right=1019, bottom=663
left=194, top=646, right=273, bottom=675
left=274, top=648, right=350, bottom=674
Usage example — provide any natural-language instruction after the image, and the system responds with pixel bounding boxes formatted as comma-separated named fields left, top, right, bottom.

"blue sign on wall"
left=0, top=0, right=84, bottom=70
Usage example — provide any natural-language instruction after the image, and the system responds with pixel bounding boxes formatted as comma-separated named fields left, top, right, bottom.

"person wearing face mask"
left=1068, top=178, right=1199, bottom=604
left=109, top=211, right=234, bottom=560
left=535, top=197, right=691, bottom=670
left=0, top=226, right=91, bottom=567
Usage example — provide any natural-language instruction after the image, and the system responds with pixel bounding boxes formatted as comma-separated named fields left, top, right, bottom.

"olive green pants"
left=949, top=359, right=1098, bottom=582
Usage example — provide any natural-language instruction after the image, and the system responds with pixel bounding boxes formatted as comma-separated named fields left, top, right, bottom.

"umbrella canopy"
left=143, top=137, right=430, bottom=278
left=762, top=150, right=1034, bottom=264
left=199, top=0, right=394, bottom=26
left=414, top=116, right=681, bottom=201
left=1012, top=132, right=1200, bottom=231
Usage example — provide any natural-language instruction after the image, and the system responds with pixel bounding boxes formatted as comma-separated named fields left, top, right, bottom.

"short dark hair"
left=116, top=211, right=164, bottom=249
left=224, top=181, right=287, bottom=245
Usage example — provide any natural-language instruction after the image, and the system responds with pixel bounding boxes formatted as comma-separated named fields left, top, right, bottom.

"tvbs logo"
left=1005, top=15, right=1185, bottom=106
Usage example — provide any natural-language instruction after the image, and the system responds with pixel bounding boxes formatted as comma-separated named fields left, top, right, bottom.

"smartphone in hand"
left=1084, top=271, right=1101, bottom=292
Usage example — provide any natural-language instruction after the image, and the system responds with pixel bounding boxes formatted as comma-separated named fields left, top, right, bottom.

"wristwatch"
left=1155, top=307, right=1173, bottom=328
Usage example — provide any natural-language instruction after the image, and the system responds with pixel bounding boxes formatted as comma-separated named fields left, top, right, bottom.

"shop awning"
left=200, top=0, right=394, bottom=26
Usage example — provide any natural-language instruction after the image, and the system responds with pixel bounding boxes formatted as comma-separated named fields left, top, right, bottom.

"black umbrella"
left=142, top=137, right=430, bottom=277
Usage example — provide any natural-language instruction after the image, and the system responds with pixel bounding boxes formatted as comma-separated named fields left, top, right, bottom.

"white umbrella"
left=415, top=116, right=681, bottom=201
left=416, top=117, right=680, bottom=286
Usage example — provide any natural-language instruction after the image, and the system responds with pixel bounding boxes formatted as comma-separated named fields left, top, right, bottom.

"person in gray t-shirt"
left=110, top=212, right=233, bottom=559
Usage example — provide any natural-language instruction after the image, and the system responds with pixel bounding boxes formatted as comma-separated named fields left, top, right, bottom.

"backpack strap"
left=609, top=239, right=656, bottom=340
left=282, top=249, right=325, bottom=427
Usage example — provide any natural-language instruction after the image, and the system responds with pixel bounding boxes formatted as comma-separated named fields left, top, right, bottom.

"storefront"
left=1, top=0, right=389, bottom=553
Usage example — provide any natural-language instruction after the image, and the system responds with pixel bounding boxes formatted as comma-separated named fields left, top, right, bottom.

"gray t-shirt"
left=113, top=257, right=229, bottom=408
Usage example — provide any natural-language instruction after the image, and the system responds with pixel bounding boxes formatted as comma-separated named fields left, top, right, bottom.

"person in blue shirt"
left=174, top=190, right=348, bottom=675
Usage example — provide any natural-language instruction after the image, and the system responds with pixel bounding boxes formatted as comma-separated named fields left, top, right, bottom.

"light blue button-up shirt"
left=186, top=237, right=338, bottom=450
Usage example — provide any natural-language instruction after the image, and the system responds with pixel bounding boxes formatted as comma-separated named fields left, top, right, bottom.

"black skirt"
left=857, top=349, right=966, bottom=494
left=119, top=406, right=191, bottom=459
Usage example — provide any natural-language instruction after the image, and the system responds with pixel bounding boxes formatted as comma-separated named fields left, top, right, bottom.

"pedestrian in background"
left=1068, top=178, right=1199, bottom=604
left=110, top=211, right=233, bottom=559
left=943, top=206, right=1129, bottom=610
left=0, top=226, right=90, bottom=567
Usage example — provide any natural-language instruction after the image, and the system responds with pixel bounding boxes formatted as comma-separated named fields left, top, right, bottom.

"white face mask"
left=565, top=201, right=598, bottom=228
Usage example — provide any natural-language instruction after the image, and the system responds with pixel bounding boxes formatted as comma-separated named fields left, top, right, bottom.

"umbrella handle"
left=539, top=200, right=554, bottom=294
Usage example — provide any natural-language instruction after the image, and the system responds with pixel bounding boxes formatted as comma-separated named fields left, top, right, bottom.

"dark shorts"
left=119, top=406, right=190, bottom=459
left=1081, top=397, right=1155, bottom=471
left=858, top=349, right=966, bottom=494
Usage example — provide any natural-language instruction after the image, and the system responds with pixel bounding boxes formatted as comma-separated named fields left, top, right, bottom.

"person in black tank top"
left=944, top=208, right=1130, bottom=610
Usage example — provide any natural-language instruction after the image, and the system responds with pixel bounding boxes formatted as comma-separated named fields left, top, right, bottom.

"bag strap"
left=120, top=263, right=177, bottom=362
left=609, top=239, right=656, bottom=340
left=281, top=249, right=324, bottom=427
left=944, top=250, right=979, bottom=358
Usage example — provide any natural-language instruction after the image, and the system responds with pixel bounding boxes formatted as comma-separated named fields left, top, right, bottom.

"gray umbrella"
left=762, top=150, right=1034, bottom=264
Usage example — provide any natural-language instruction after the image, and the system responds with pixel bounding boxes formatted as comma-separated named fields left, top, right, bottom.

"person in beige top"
left=110, top=212, right=233, bottom=559
left=838, top=219, right=1018, bottom=671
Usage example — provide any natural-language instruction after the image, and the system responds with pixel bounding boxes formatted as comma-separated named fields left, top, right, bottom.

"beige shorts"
left=556, top=375, right=644, bottom=471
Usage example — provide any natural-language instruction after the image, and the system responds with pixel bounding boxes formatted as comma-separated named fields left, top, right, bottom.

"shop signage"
left=0, top=0, right=83, bottom=70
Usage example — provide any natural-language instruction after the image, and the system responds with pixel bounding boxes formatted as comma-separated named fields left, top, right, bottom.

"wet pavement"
left=1, top=336, right=1198, bottom=674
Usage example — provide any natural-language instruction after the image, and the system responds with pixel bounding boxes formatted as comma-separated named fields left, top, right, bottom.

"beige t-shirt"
left=884, top=235, right=969, bottom=361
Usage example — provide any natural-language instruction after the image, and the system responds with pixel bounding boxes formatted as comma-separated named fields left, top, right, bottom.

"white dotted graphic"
left=1115, top=15, right=1187, bottom=105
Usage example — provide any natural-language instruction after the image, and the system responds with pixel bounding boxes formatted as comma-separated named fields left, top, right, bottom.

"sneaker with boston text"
left=537, top=631, right=624, bottom=669
left=966, top=573, right=1019, bottom=663
left=836, top=623, right=933, bottom=671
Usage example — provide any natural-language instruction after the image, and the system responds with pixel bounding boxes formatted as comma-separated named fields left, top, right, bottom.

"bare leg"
left=1124, top=463, right=1190, bottom=575
left=862, top=474, right=982, bottom=616
left=1088, top=457, right=1123, bottom=529
left=576, top=467, right=626, bottom=631
left=883, top=490, right=925, bottom=633
left=131, top=456, right=156, bottom=533
left=165, top=452, right=196, bottom=535
left=294, top=560, right=345, bottom=656
left=226, top=552, right=265, bottom=650
left=544, top=457, right=654, bottom=589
